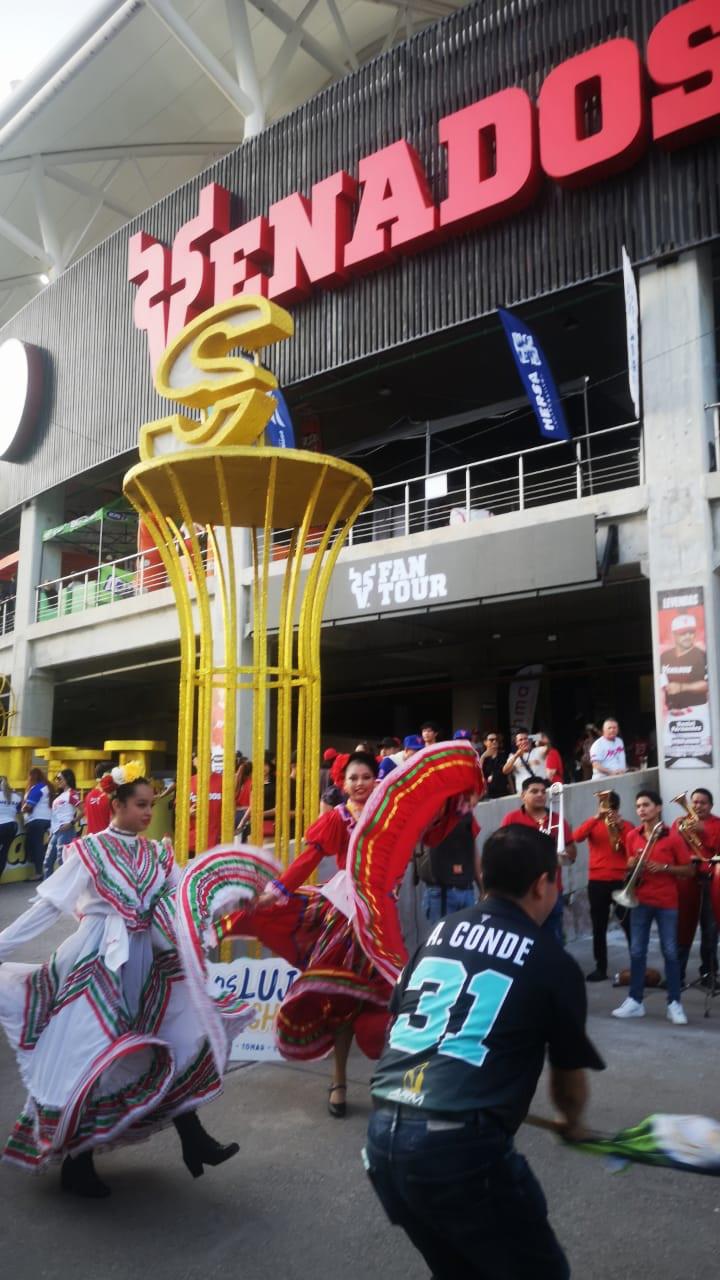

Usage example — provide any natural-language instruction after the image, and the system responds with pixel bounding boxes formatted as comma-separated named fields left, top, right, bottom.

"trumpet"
left=595, top=789, right=623, bottom=855
left=544, top=782, right=566, bottom=855
left=612, top=821, right=663, bottom=910
left=672, top=792, right=705, bottom=857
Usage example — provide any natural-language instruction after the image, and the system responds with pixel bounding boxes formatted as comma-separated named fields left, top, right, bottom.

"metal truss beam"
left=145, top=0, right=257, bottom=118
left=61, top=161, right=126, bottom=267
left=225, top=0, right=265, bottom=138
left=30, top=156, right=64, bottom=273
left=247, top=0, right=347, bottom=79
left=0, top=142, right=235, bottom=178
left=326, top=0, right=359, bottom=71
left=382, top=6, right=403, bottom=51
left=0, top=273, right=44, bottom=287
left=46, top=165, right=134, bottom=220
left=0, top=212, right=51, bottom=269
left=0, top=1, right=142, bottom=151
left=261, top=0, right=319, bottom=111
left=0, top=288, right=24, bottom=325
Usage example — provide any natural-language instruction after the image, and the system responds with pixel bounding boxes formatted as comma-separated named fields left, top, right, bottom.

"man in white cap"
left=662, top=615, right=708, bottom=713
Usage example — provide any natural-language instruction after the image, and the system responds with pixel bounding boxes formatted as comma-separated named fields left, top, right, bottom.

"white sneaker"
left=667, top=1001, right=688, bottom=1026
left=611, top=997, right=645, bottom=1018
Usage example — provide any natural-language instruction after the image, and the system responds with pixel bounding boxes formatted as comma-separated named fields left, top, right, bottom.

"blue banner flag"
left=498, top=308, right=570, bottom=442
left=266, top=389, right=296, bottom=448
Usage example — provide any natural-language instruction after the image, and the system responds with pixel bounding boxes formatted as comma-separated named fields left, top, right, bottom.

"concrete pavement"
left=1, top=880, right=718, bottom=1280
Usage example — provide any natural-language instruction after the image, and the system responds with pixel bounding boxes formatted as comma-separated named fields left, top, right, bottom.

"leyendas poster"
left=657, top=588, right=712, bottom=769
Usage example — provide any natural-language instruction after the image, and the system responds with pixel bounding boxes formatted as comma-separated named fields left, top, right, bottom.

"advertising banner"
left=498, top=308, right=570, bottom=442
left=266, top=389, right=296, bottom=449
left=209, top=957, right=298, bottom=1062
left=657, top=587, right=712, bottom=768
left=509, top=664, right=544, bottom=733
left=622, top=246, right=641, bottom=419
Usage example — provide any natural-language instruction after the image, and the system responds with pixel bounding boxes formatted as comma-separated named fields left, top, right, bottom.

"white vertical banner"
left=508, top=664, right=544, bottom=731
left=622, top=245, right=640, bottom=419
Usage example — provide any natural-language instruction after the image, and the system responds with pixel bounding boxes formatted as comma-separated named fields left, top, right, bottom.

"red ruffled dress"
left=218, top=805, right=391, bottom=1061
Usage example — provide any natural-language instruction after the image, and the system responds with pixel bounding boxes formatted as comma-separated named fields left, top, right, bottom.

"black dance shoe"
left=61, top=1152, right=111, bottom=1198
left=173, top=1111, right=239, bottom=1179
left=328, top=1084, right=347, bottom=1118
left=585, top=970, right=608, bottom=983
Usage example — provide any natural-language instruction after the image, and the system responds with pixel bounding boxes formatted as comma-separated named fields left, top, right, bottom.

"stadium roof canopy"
left=0, top=0, right=463, bottom=328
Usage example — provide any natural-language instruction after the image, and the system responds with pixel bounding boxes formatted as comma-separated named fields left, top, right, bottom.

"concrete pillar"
left=640, top=247, right=720, bottom=805
left=10, top=491, right=64, bottom=737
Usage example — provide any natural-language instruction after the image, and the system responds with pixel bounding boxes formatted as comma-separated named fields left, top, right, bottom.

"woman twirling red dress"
left=213, top=743, right=483, bottom=1095
left=218, top=799, right=389, bottom=1062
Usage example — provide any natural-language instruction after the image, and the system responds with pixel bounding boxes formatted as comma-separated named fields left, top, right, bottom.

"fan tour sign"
left=129, top=1, right=719, bottom=368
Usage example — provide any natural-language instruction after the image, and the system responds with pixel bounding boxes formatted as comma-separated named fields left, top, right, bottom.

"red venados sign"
left=129, top=0, right=720, bottom=369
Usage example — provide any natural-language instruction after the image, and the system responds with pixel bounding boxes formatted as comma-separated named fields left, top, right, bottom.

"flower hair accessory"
left=100, top=760, right=144, bottom=794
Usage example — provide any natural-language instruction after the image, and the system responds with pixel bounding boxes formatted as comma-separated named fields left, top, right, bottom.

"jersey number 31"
left=389, top=957, right=512, bottom=1068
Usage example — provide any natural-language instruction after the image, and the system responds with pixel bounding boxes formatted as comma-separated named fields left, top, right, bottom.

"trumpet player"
left=500, top=776, right=576, bottom=944
left=612, top=789, right=694, bottom=1025
left=572, top=791, right=633, bottom=983
left=672, top=788, right=720, bottom=988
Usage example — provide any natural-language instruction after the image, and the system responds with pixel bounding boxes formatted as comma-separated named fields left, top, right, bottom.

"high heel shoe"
left=60, top=1152, right=111, bottom=1198
left=328, top=1084, right=347, bottom=1118
left=173, top=1111, right=239, bottom=1179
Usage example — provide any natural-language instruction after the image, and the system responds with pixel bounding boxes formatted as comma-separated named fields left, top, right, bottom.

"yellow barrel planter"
left=104, top=740, right=167, bottom=777
left=0, top=737, right=51, bottom=789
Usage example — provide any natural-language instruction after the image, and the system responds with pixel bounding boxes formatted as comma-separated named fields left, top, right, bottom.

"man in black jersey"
left=365, top=825, right=604, bottom=1279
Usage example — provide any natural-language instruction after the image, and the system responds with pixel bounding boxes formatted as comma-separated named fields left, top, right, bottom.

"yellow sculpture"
left=124, top=298, right=372, bottom=865
left=0, top=674, right=16, bottom=738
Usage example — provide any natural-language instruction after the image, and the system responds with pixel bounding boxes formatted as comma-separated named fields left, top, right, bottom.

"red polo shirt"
left=572, top=815, right=633, bottom=881
left=501, top=807, right=573, bottom=889
left=670, top=813, right=720, bottom=864
left=544, top=748, right=564, bottom=784
left=188, top=772, right=223, bottom=854
left=84, top=785, right=112, bottom=835
left=625, top=825, right=691, bottom=909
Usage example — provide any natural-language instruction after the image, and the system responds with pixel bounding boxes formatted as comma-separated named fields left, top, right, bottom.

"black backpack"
left=415, top=813, right=476, bottom=888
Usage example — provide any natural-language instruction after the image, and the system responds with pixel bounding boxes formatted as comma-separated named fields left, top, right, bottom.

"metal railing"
left=0, top=596, right=15, bottom=637
left=269, top=421, right=641, bottom=554
left=32, top=422, right=643, bottom=617
left=34, top=546, right=214, bottom=623
left=346, top=420, right=642, bottom=546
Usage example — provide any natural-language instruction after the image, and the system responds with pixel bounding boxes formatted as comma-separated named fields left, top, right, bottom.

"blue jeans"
left=43, top=826, right=77, bottom=879
left=365, top=1107, right=569, bottom=1279
left=422, top=885, right=476, bottom=923
left=543, top=895, right=565, bottom=945
left=0, top=821, right=17, bottom=878
left=630, top=904, right=680, bottom=1004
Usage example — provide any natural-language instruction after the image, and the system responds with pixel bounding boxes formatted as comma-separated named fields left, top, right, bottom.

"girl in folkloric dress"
left=216, top=751, right=386, bottom=1118
left=0, top=766, right=239, bottom=1198
left=212, top=747, right=482, bottom=1119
